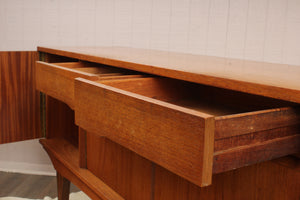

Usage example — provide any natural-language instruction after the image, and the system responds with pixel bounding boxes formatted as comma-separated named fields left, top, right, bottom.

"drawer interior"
left=36, top=60, right=148, bottom=109
left=99, top=77, right=296, bottom=117
left=75, top=75, right=300, bottom=187
left=96, top=76, right=300, bottom=175
left=52, top=61, right=140, bottom=76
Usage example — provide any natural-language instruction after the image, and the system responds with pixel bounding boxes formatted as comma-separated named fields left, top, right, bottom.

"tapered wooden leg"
left=57, top=172, right=70, bottom=200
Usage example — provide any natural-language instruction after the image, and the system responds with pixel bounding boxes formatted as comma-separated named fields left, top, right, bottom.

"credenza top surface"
left=38, top=46, right=300, bottom=103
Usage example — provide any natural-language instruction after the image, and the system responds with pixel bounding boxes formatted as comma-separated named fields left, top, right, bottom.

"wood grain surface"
left=0, top=51, right=41, bottom=144
left=153, top=156, right=300, bottom=200
left=38, top=49, right=300, bottom=200
left=36, top=61, right=102, bottom=109
left=36, top=61, right=145, bottom=109
left=215, top=107, right=300, bottom=139
left=214, top=125, right=300, bottom=151
left=38, top=46, right=300, bottom=103
left=40, top=138, right=124, bottom=200
left=86, top=133, right=153, bottom=200
left=75, top=78, right=215, bottom=187
left=79, top=128, right=87, bottom=169
left=213, top=135, right=300, bottom=173
left=74, top=76, right=299, bottom=177
left=57, top=172, right=71, bottom=200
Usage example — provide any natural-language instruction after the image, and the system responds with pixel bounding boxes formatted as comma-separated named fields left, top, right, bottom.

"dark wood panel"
left=154, top=156, right=300, bottom=200
left=79, top=128, right=87, bottom=169
left=86, top=133, right=153, bottom=200
left=46, top=96, right=78, bottom=147
left=0, top=51, right=41, bottom=144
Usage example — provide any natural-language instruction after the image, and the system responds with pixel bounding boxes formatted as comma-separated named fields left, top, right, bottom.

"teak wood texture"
left=36, top=60, right=144, bottom=109
left=153, top=156, right=300, bottom=200
left=86, top=133, right=154, bottom=200
left=74, top=76, right=300, bottom=185
left=36, top=47, right=300, bottom=200
left=41, top=94, right=300, bottom=200
left=38, top=46, right=300, bottom=104
left=75, top=78, right=215, bottom=186
left=0, top=51, right=41, bottom=144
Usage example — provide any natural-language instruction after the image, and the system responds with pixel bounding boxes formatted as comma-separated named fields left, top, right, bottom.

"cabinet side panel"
left=0, top=51, right=41, bottom=144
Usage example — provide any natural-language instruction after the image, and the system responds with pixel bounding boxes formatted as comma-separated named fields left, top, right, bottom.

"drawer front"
left=36, top=61, right=143, bottom=109
left=74, top=78, right=215, bottom=187
left=74, top=76, right=300, bottom=187
left=36, top=61, right=101, bottom=109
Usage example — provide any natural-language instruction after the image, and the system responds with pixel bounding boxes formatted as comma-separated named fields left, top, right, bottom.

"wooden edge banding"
left=214, top=125, right=300, bottom=152
left=95, top=75, right=147, bottom=82
left=97, top=76, right=153, bottom=85
left=53, top=62, right=84, bottom=68
left=37, top=46, right=300, bottom=104
left=215, top=107, right=300, bottom=139
left=74, top=78, right=213, bottom=119
left=213, top=134, right=300, bottom=174
left=36, top=61, right=100, bottom=79
left=201, top=117, right=214, bottom=186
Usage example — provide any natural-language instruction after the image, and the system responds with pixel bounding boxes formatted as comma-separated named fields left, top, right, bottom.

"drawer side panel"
left=215, top=107, right=300, bottom=139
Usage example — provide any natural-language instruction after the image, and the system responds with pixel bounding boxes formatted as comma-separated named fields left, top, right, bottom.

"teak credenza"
left=36, top=46, right=300, bottom=200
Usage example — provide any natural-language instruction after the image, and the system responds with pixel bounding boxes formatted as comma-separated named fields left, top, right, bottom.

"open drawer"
left=74, top=77, right=300, bottom=187
left=36, top=61, right=145, bottom=109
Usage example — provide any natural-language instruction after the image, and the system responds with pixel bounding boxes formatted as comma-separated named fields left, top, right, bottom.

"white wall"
left=0, top=0, right=300, bottom=65
left=0, top=0, right=300, bottom=175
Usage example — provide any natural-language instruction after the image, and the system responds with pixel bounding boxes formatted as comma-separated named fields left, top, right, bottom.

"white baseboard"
left=0, top=139, right=56, bottom=176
